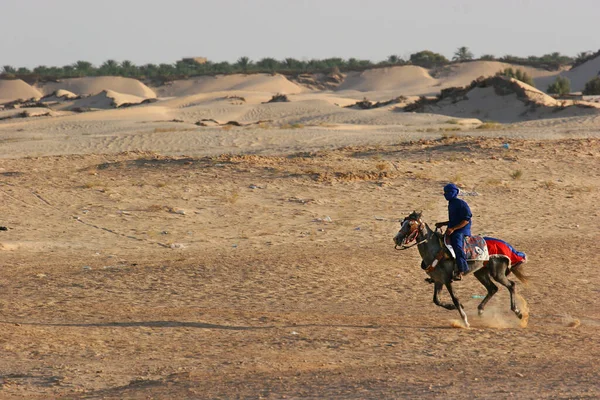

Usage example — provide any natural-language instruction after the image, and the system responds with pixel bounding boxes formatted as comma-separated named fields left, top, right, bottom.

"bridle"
left=394, top=217, right=430, bottom=250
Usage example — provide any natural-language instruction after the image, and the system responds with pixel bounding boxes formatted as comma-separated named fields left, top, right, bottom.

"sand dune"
left=412, top=76, right=599, bottom=122
left=337, top=66, right=435, bottom=93
left=436, top=61, right=558, bottom=89
left=37, top=76, right=156, bottom=98
left=154, top=74, right=306, bottom=97
left=334, top=62, right=556, bottom=97
left=561, top=54, right=600, bottom=92
left=0, top=79, right=43, bottom=104
left=40, top=89, right=79, bottom=102
left=68, top=90, right=152, bottom=110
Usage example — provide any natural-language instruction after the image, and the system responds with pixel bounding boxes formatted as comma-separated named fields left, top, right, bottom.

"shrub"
left=498, top=68, right=535, bottom=87
left=409, top=50, right=449, bottom=68
left=547, top=76, right=571, bottom=95
left=477, top=122, right=502, bottom=130
left=583, top=77, right=600, bottom=95
left=510, top=170, right=523, bottom=180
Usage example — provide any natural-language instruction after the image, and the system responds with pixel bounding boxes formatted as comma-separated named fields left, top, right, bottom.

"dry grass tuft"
left=477, top=122, right=502, bottom=130
left=485, top=178, right=503, bottom=186
left=145, top=204, right=164, bottom=212
left=221, top=190, right=240, bottom=204
left=510, top=170, right=523, bottom=180
left=83, top=181, right=102, bottom=189
left=280, top=123, right=304, bottom=129
left=375, top=162, right=389, bottom=172
left=541, top=180, right=556, bottom=189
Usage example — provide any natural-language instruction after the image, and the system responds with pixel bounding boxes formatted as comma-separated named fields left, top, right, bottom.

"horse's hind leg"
left=445, top=282, right=469, bottom=328
left=433, top=282, right=456, bottom=310
left=474, top=268, right=498, bottom=316
left=490, top=260, right=522, bottom=319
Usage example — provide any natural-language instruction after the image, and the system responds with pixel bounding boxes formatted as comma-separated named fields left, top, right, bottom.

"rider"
left=435, top=183, right=472, bottom=280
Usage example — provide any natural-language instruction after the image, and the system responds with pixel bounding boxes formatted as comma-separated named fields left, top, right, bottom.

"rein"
left=395, top=219, right=430, bottom=250
left=394, top=214, right=449, bottom=274
left=395, top=237, right=428, bottom=250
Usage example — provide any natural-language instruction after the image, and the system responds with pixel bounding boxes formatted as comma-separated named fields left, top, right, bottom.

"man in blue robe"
left=435, top=183, right=472, bottom=280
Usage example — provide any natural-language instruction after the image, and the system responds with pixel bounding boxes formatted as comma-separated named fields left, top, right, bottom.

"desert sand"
left=0, top=59, right=599, bottom=399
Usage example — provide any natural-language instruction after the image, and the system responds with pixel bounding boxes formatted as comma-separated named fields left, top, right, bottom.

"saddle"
left=443, top=234, right=489, bottom=262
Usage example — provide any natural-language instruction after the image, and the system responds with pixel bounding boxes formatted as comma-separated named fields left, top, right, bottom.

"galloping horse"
left=393, top=211, right=527, bottom=328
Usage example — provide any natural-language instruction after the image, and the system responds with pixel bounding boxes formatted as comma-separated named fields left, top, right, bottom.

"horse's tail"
left=510, top=262, right=529, bottom=285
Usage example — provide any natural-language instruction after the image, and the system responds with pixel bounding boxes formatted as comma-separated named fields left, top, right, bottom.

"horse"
left=393, top=211, right=527, bottom=328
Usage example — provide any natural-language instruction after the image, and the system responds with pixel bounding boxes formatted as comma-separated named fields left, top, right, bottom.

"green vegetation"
left=498, top=68, right=535, bottom=87
left=582, top=77, right=600, bottom=95
left=453, top=47, right=474, bottom=62
left=547, top=76, right=571, bottom=95
left=0, top=50, right=586, bottom=83
left=409, top=50, right=449, bottom=68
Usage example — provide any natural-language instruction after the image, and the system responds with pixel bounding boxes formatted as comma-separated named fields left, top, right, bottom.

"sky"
left=1, top=0, right=598, bottom=68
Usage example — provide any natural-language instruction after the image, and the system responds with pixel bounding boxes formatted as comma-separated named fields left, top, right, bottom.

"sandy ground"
left=0, top=65, right=599, bottom=398
left=0, top=134, right=598, bottom=399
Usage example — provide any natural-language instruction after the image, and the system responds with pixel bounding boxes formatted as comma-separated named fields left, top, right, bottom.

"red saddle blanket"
left=444, top=235, right=489, bottom=261
left=484, top=237, right=527, bottom=267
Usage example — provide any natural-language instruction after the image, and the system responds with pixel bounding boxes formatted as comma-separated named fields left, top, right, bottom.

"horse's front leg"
left=433, top=282, right=456, bottom=310
left=445, top=282, right=469, bottom=328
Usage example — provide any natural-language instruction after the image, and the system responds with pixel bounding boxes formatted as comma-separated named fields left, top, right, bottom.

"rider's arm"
left=447, top=219, right=469, bottom=235
left=450, top=220, right=469, bottom=230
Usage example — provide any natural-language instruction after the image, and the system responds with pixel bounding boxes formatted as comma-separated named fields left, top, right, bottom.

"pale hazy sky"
left=1, top=0, right=598, bottom=68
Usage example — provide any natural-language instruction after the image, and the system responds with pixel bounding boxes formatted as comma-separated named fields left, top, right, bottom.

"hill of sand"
left=40, top=89, right=79, bottom=103
left=336, top=66, right=435, bottom=93
left=68, top=90, right=153, bottom=110
left=154, top=74, right=306, bottom=97
left=37, top=76, right=156, bottom=98
left=0, top=79, right=44, bottom=104
left=561, top=54, right=600, bottom=92
left=334, top=62, right=557, bottom=98
left=435, top=61, right=558, bottom=89
left=408, top=76, right=599, bottom=122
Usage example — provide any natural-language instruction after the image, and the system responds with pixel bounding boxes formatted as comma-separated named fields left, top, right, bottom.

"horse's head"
left=393, top=211, right=424, bottom=248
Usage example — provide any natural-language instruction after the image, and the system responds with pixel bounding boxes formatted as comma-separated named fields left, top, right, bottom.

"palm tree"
left=453, top=46, right=474, bottom=62
left=236, top=56, right=252, bottom=73
left=256, top=57, right=279, bottom=73
left=158, top=63, right=175, bottom=77
left=62, top=65, right=75, bottom=77
left=121, top=60, right=135, bottom=77
left=99, top=59, right=119, bottom=75
left=74, top=60, right=94, bottom=76
left=283, top=58, right=301, bottom=71
left=140, top=63, right=158, bottom=78
left=33, top=65, right=50, bottom=76
left=2, top=65, right=16, bottom=74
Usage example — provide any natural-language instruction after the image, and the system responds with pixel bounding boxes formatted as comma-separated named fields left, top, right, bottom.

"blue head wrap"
left=443, top=183, right=459, bottom=201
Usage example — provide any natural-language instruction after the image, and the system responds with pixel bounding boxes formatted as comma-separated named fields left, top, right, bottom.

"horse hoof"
left=516, top=311, right=523, bottom=320
left=478, top=309, right=484, bottom=316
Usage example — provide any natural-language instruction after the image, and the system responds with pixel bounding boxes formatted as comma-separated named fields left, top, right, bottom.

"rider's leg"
left=451, top=232, right=469, bottom=275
